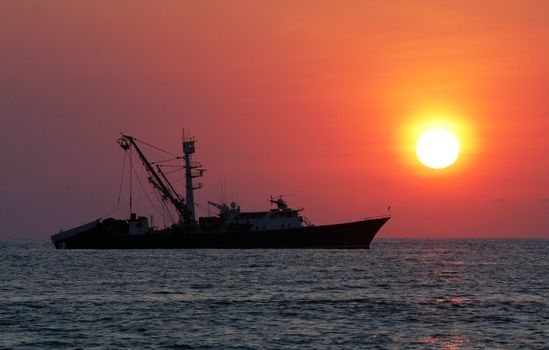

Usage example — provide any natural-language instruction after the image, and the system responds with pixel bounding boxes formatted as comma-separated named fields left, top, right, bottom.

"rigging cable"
left=129, top=147, right=133, bottom=215
left=151, top=157, right=182, bottom=165
left=158, top=165, right=184, bottom=176
left=152, top=187, right=177, bottom=225
left=97, top=176, right=185, bottom=225
left=116, top=151, right=127, bottom=210
left=133, top=137, right=179, bottom=157
left=129, top=157, right=169, bottom=223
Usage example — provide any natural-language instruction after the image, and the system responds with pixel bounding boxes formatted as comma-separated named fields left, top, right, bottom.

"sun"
left=416, top=128, right=460, bottom=169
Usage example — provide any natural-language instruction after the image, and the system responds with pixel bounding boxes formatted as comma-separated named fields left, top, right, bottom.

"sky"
left=1, top=1, right=548, bottom=238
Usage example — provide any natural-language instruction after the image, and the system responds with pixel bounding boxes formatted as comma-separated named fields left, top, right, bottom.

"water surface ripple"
left=1, top=239, right=547, bottom=349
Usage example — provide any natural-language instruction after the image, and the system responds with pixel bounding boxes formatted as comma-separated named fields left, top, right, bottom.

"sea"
left=1, top=239, right=547, bottom=349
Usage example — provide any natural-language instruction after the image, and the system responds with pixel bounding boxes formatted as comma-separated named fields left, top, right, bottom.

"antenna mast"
left=182, top=130, right=205, bottom=224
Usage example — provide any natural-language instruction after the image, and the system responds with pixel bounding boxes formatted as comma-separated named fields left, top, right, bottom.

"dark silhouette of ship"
left=51, top=134, right=390, bottom=249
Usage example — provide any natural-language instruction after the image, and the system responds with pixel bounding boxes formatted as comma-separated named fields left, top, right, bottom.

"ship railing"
left=302, top=216, right=313, bottom=227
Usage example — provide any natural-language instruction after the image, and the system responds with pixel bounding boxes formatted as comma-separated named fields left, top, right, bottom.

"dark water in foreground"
left=1, top=240, right=547, bottom=349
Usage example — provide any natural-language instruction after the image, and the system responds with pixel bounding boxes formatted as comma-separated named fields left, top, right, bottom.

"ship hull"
left=51, top=217, right=390, bottom=249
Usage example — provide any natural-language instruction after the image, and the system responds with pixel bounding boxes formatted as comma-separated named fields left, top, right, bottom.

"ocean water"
left=1, top=240, right=547, bottom=349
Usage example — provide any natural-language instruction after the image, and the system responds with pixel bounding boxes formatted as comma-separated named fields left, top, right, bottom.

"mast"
left=182, top=131, right=205, bottom=224
left=118, top=134, right=192, bottom=224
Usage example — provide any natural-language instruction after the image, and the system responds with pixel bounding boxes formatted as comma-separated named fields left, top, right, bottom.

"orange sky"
left=1, top=1, right=548, bottom=238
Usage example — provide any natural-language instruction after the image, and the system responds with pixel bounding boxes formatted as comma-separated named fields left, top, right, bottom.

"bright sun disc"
left=416, top=129, right=460, bottom=169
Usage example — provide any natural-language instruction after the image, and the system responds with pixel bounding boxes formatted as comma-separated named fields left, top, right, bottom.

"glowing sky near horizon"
left=0, top=1, right=548, bottom=238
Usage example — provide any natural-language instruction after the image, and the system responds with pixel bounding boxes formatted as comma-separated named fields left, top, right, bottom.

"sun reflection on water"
left=435, top=296, right=467, bottom=304
left=417, top=335, right=467, bottom=350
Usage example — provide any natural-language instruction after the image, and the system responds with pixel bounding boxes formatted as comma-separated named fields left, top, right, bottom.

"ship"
left=51, top=134, right=390, bottom=249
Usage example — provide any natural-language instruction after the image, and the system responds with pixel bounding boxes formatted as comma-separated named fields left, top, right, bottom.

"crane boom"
left=118, top=134, right=191, bottom=224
